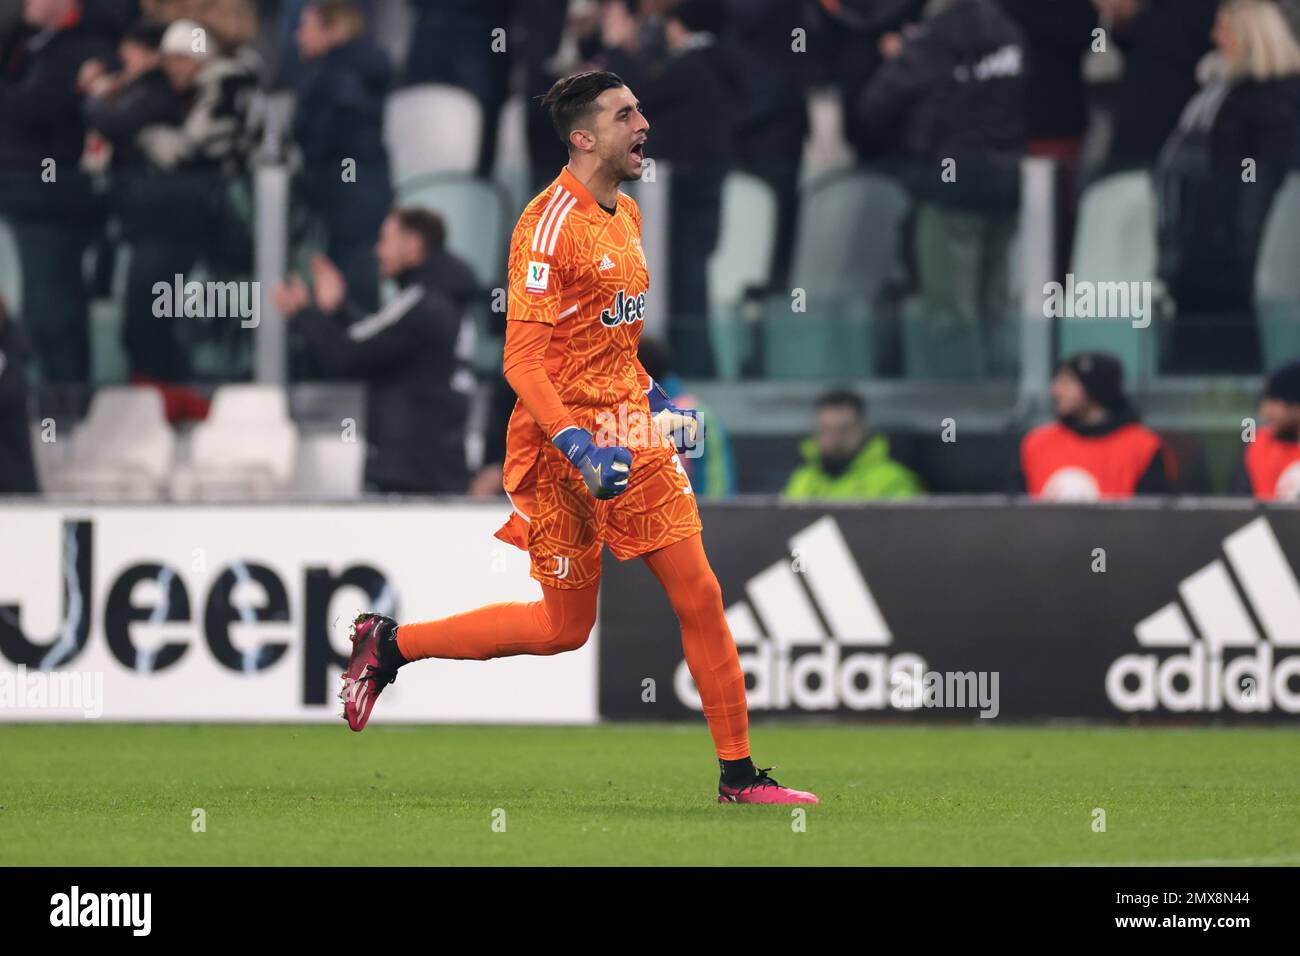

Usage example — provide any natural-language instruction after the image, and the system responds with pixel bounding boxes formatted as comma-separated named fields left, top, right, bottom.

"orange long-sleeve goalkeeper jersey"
left=500, top=166, right=653, bottom=494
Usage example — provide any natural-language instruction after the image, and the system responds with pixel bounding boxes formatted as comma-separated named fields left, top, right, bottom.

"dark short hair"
left=123, top=18, right=168, bottom=49
left=308, top=0, right=367, bottom=37
left=540, top=70, right=626, bottom=148
left=815, top=388, right=867, bottom=419
left=392, top=206, right=445, bottom=254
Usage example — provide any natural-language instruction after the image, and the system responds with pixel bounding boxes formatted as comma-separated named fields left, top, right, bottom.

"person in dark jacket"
left=596, top=0, right=733, bottom=378
left=404, top=0, right=510, bottom=177
left=0, top=294, right=38, bottom=493
left=1000, top=0, right=1098, bottom=278
left=1015, top=351, right=1175, bottom=500
left=1156, top=0, right=1300, bottom=374
left=107, top=16, right=257, bottom=390
left=857, top=0, right=1025, bottom=352
left=0, top=0, right=112, bottom=383
left=1095, top=0, right=1218, bottom=174
left=723, top=0, right=808, bottom=289
left=273, top=207, right=480, bottom=494
left=1235, top=359, right=1300, bottom=500
left=294, top=0, right=392, bottom=311
left=82, top=19, right=185, bottom=172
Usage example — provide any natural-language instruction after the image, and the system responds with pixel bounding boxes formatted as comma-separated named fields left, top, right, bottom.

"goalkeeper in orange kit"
left=339, top=71, right=816, bottom=805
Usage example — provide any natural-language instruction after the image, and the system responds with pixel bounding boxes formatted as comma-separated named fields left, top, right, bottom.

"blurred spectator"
left=0, top=0, right=113, bottom=382
left=113, top=16, right=257, bottom=386
left=405, top=0, right=511, bottom=177
left=1015, top=352, right=1174, bottom=499
left=0, top=0, right=22, bottom=41
left=783, top=388, right=923, bottom=499
left=1093, top=0, right=1217, bottom=174
left=293, top=0, right=392, bottom=311
left=273, top=207, right=479, bottom=494
left=639, top=335, right=736, bottom=497
left=1156, top=0, right=1300, bottom=375
left=597, top=0, right=733, bottom=378
left=1000, top=0, right=1097, bottom=278
left=142, top=0, right=257, bottom=55
left=0, top=294, right=38, bottom=493
left=723, top=0, right=807, bottom=289
left=857, top=0, right=1025, bottom=336
left=80, top=0, right=137, bottom=36
left=520, top=0, right=570, bottom=192
left=82, top=19, right=186, bottom=172
left=819, top=0, right=924, bottom=161
left=274, top=0, right=372, bottom=88
left=1235, top=359, right=1300, bottom=499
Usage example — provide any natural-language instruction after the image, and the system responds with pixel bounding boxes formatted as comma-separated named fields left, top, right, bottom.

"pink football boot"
left=718, top=767, right=819, bottom=804
left=339, top=613, right=401, bottom=732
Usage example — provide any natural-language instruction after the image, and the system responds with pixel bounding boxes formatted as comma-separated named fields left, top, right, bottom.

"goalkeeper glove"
left=553, top=426, right=633, bottom=499
left=647, top=379, right=705, bottom=455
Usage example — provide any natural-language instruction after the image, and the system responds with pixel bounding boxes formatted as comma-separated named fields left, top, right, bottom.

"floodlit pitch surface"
left=1, top=724, right=1297, bottom=866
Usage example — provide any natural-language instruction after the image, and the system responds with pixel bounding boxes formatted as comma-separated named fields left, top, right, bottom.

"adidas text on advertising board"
left=50, top=886, right=151, bottom=936
left=1106, top=517, right=1300, bottom=713
left=675, top=516, right=929, bottom=712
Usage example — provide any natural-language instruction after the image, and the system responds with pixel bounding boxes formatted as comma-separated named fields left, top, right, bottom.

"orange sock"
left=396, top=583, right=598, bottom=661
left=643, top=534, right=751, bottom=761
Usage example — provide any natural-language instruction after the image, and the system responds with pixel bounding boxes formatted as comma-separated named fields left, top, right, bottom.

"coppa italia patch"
left=525, top=261, right=550, bottom=294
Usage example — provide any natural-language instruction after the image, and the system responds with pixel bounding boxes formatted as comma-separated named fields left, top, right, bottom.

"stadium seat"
left=764, top=170, right=910, bottom=379
left=708, top=172, right=776, bottom=379
left=801, top=88, right=855, bottom=183
left=295, top=430, right=365, bottom=499
left=1255, top=172, right=1300, bottom=369
left=0, top=217, right=20, bottom=316
left=1059, top=171, right=1161, bottom=380
left=491, top=94, right=532, bottom=213
left=44, top=386, right=175, bottom=500
left=394, top=172, right=508, bottom=289
left=384, top=84, right=482, bottom=184
left=170, top=384, right=298, bottom=500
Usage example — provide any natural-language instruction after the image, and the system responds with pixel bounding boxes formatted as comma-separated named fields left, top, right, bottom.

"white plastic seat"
left=385, top=84, right=482, bottom=184
left=170, top=384, right=297, bottom=500
left=1255, top=173, right=1300, bottom=369
left=395, top=173, right=507, bottom=288
left=1059, top=171, right=1160, bottom=378
left=46, top=387, right=175, bottom=500
left=0, top=217, right=20, bottom=316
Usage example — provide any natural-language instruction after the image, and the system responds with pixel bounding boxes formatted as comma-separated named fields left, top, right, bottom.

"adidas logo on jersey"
left=1106, top=516, right=1300, bottom=713
left=673, top=516, right=925, bottom=712
left=598, top=254, right=616, bottom=272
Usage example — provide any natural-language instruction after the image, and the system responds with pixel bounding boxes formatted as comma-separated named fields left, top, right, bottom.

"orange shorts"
left=495, top=440, right=702, bottom=589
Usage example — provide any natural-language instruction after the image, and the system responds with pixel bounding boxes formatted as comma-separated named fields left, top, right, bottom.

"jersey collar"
left=558, top=165, right=610, bottom=215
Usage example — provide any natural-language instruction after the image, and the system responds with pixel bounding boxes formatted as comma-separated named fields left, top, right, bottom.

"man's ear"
left=568, top=128, right=594, bottom=153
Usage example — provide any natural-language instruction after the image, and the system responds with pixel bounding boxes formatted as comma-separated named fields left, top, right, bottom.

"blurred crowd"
left=3, top=0, right=1300, bottom=501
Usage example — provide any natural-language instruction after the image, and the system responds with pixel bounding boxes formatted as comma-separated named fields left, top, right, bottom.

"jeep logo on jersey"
left=600, top=288, right=646, bottom=328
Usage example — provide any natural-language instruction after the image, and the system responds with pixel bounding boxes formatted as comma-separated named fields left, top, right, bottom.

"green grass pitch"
left=1, top=723, right=1297, bottom=866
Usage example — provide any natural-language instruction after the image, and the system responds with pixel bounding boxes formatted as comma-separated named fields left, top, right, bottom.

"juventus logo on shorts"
left=550, top=555, right=571, bottom=579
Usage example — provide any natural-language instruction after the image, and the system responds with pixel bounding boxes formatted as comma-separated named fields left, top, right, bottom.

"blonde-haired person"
left=1155, top=0, right=1300, bottom=374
